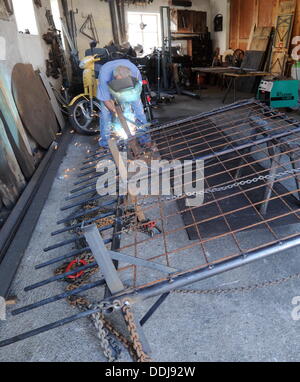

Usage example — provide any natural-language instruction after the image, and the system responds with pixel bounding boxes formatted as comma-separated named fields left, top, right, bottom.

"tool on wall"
left=80, top=14, right=99, bottom=42
left=44, top=9, right=69, bottom=83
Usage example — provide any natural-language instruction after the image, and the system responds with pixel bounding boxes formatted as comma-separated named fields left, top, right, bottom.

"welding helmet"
left=108, top=77, right=142, bottom=103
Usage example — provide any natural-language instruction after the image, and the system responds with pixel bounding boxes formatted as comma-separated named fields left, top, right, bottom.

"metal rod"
left=65, top=186, right=98, bottom=201
left=51, top=212, right=115, bottom=236
left=69, top=181, right=98, bottom=194
left=0, top=307, right=101, bottom=348
left=35, top=239, right=112, bottom=269
left=60, top=194, right=102, bottom=211
left=140, top=293, right=170, bottom=327
left=73, top=173, right=103, bottom=186
left=24, top=263, right=99, bottom=291
left=13, top=280, right=104, bottom=316
left=44, top=225, right=113, bottom=252
left=57, top=199, right=116, bottom=225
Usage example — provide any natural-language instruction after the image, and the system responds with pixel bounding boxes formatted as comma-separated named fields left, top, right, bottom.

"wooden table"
left=222, top=71, right=271, bottom=103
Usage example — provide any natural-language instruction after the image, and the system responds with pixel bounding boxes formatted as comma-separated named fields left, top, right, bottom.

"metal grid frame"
left=2, top=99, right=300, bottom=353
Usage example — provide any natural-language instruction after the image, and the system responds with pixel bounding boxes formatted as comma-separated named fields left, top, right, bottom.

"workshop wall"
left=0, top=0, right=67, bottom=89
left=127, top=0, right=211, bottom=17
left=229, top=0, right=300, bottom=51
left=72, top=0, right=212, bottom=58
left=70, top=0, right=114, bottom=58
left=210, top=0, right=229, bottom=55
left=0, top=0, right=68, bottom=211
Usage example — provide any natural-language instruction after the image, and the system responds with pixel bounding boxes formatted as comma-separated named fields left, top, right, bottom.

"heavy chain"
left=133, top=168, right=300, bottom=208
left=172, top=272, right=300, bottom=296
left=122, top=304, right=152, bottom=363
left=90, top=307, right=121, bottom=362
left=58, top=266, right=150, bottom=362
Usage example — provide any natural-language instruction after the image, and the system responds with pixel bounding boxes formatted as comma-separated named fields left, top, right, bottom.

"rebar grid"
left=3, top=100, right=300, bottom=349
left=111, top=101, right=300, bottom=290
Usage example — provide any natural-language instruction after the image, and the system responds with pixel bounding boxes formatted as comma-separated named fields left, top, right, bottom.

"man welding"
left=97, top=58, right=151, bottom=150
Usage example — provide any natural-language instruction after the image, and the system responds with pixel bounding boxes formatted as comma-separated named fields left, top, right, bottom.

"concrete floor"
left=1, top=86, right=300, bottom=362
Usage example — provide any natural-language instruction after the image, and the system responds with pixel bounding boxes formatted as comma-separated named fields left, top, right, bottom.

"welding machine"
left=257, top=79, right=299, bottom=108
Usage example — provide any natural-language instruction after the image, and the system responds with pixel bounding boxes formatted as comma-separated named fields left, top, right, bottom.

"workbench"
left=222, top=71, right=271, bottom=103
left=192, top=67, right=271, bottom=102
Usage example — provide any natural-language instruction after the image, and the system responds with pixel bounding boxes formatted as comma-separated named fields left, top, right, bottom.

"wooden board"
left=239, top=0, right=256, bottom=40
left=257, top=0, right=276, bottom=27
left=279, top=0, right=296, bottom=14
left=270, top=0, right=296, bottom=75
left=0, top=68, right=35, bottom=179
left=249, top=26, right=272, bottom=51
left=274, top=14, right=295, bottom=49
left=38, top=71, right=65, bottom=131
left=229, top=0, right=299, bottom=52
left=12, top=64, right=57, bottom=150
left=0, top=117, right=26, bottom=208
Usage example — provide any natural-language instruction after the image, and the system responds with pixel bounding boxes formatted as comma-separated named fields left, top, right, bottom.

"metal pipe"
left=105, top=235, right=300, bottom=305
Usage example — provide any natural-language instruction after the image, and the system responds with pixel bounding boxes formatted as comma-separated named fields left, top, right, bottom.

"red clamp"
left=65, top=259, right=88, bottom=280
left=143, top=221, right=157, bottom=229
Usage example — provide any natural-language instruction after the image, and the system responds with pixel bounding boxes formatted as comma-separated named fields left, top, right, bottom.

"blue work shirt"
left=97, top=59, right=142, bottom=102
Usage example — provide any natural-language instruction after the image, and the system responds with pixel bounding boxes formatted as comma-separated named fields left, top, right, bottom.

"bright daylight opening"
left=50, top=0, right=66, bottom=49
left=127, top=12, right=161, bottom=55
left=12, top=0, right=39, bottom=35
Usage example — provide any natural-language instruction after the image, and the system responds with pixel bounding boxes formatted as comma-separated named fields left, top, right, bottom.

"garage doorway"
left=127, top=12, right=161, bottom=55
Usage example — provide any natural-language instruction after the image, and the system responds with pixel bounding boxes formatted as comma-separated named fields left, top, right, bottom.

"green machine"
left=257, top=79, right=299, bottom=108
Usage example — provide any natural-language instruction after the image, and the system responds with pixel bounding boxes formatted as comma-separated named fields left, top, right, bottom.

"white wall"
left=210, top=0, right=229, bottom=54
left=0, top=0, right=65, bottom=88
left=70, top=0, right=114, bottom=59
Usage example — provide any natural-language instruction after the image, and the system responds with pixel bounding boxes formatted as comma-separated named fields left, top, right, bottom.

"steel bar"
left=65, top=186, right=98, bottom=201
left=0, top=307, right=101, bottom=348
left=12, top=280, right=104, bottom=316
left=140, top=293, right=170, bottom=327
left=73, top=173, right=104, bottom=186
left=24, top=262, right=99, bottom=291
left=35, top=239, right=112, bottom=269
left=77, top=168, right=96, bottom=178
left=44, top=225, right=113, bottom=252
left=109, top=250, right=178, bottom=274
left=260, top=144, right=280, bottom=216
left=51, top=212, right=115, bottom=236
left=83, top=224, right=124, bottom=294
left=82, top=153, right=112, bottom=165
left=60, top=194, right=102, bottom=211
left=57, top=199, right=116, bottom=225
left=69, top=180, right=98, bottom=194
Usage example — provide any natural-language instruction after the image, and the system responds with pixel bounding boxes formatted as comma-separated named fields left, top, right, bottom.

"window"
left=50, top=0, right=65, bottom=49
left=127, top=12, right=161, bottom=55
left=12, top=0, right=39, bottom=35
